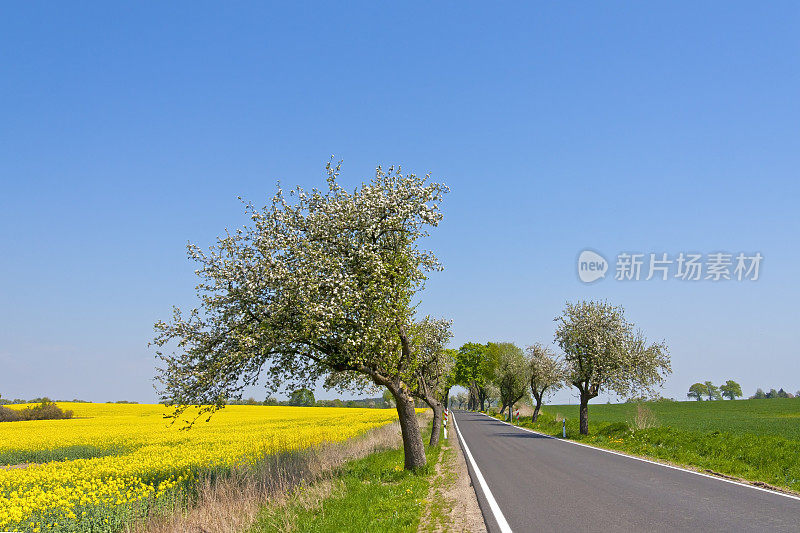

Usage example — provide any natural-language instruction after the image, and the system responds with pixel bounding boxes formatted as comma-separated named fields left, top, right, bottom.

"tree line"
left=228, top=389, right=401, bottom=408
left=687, top=381, right=799, bottom=400
left=687, top=380, right=742, bottom=400
left=750, top=388, right=798, bottom=399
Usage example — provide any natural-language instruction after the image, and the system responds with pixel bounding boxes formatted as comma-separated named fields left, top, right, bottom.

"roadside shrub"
left=629, top=404, right=657, bottom=431
left=0, top=399, right=73, bottom=422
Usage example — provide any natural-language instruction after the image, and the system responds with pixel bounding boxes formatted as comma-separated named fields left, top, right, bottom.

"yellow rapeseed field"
left=0, top=403, right=399, bottom=532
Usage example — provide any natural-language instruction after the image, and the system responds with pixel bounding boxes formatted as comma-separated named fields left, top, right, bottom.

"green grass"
left=250, top=427, right=440, bottom=533
left=495, top=397, right=800, bottom=492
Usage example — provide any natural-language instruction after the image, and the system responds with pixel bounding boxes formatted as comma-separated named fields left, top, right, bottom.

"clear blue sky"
left=1, top=2, right=798, bottom=403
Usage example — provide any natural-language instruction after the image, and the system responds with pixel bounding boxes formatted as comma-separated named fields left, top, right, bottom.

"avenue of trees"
left=451, top=301, right=671, bottom=435
left=152, top=161, right=672, bottom=470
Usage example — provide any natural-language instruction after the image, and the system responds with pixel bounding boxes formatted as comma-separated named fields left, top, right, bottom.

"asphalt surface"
left=453, top=410, right=800, bottom=533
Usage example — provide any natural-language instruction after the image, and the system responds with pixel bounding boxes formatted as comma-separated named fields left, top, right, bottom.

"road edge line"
left=452, top=411, right=513, bottom=533
left=478, top=412, right=800, bottom=503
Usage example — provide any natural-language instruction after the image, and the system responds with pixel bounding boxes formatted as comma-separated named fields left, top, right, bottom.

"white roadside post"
left=562, top=418, right=566, bottom=438
left=443, top=408, right=448, bottom=440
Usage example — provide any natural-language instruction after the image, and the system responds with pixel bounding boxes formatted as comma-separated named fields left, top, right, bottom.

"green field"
left=547, top=397, right=800, bottom=439
left=502, top=398, right=800, bottom=492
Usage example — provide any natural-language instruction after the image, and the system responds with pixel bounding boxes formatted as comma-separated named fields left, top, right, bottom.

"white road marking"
left=452, top=411, right=513, bottom=533
left=478, top=412, right=800, bottom=503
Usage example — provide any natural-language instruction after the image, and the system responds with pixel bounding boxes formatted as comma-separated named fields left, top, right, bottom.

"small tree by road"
left=555, top=300, right=671, bottom=435
left=454, top=342, right=497, bottom=411
left=687, top=383, right=707, bottom=401
left=720, top=380, right=743, bottom=400
left=526, top=343, right=565, bottom=422
left=409, top=317, right=455, bottom=446
left=455, top=391, right=468, bottom=409
left=491, top=342, right=529, bottom=419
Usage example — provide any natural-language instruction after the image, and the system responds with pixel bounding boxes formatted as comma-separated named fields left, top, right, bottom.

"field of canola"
left=0, top=403, right=399, bottom=532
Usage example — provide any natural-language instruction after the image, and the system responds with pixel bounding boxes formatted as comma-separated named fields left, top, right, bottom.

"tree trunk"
left=429, top=400, right=443, bottom=447
left=579, top=395, right=589, bottom=435
left=395, top=392, right=427, bottom=470
left=532, top=399, right=541, bottom=423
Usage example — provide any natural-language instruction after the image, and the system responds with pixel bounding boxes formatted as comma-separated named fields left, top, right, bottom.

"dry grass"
left=629, top=403, right=657, bottom=431
left=132, top=421, right=402, bottom=533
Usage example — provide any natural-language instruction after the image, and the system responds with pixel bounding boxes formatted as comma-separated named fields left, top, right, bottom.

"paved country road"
left=452, top=410, right=800, bottom=533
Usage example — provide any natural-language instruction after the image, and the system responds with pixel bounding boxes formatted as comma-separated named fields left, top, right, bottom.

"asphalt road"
left=452, top=410, right=800, bottom=533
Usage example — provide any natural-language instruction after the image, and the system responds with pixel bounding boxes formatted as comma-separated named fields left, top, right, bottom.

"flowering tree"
left=554, top=301, right=671, bottom=435
left=526, top=343, right=566, bottom=422
left=408, top=316, right=455, bottom=446
left=152, top=161, right=448, bottom=470
left=455, top=391, right=468, bottom=409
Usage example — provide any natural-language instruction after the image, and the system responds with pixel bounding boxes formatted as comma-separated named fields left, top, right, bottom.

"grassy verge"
left=417, top=442, right=456, bottom=533
left=249, top=420, right=440, bottom=533
left=491, top=403, right=800, bottom=493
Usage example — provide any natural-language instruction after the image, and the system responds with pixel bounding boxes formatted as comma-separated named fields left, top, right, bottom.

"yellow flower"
left=0, top=404, right=399, bottom=530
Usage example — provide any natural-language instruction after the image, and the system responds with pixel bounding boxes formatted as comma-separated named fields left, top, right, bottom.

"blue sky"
left=1, top=2, right=798, bottom=403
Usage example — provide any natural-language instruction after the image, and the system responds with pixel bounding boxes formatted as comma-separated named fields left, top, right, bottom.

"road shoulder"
left=419, top=420, right=487, bottom=533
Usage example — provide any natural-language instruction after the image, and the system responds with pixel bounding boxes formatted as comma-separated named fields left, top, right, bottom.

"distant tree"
left=766, top=388, right=779, bottom=399
left=455, top=391, right=468, bottom=409
left=704, top=381, right=722, bottom=401
left=751, top=388, right=766, bottom=399
left=555, top=301, right=671, bottom=435
left=720, top=380, right=743, bottom=400
left=382, top=389, right=395, bottom=408
left=777, top=388, right=791, bottom=399
left=526, top=343, right=566, bottom=422
left=687, top=383, right=708, bottom=401
left=263, top=396, right=279, bottom=406
left=454, top=342, right=498, bottom=411
left=288, top=388, right=315, bottom=407
left=490, top=343, right=529, bottom=419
